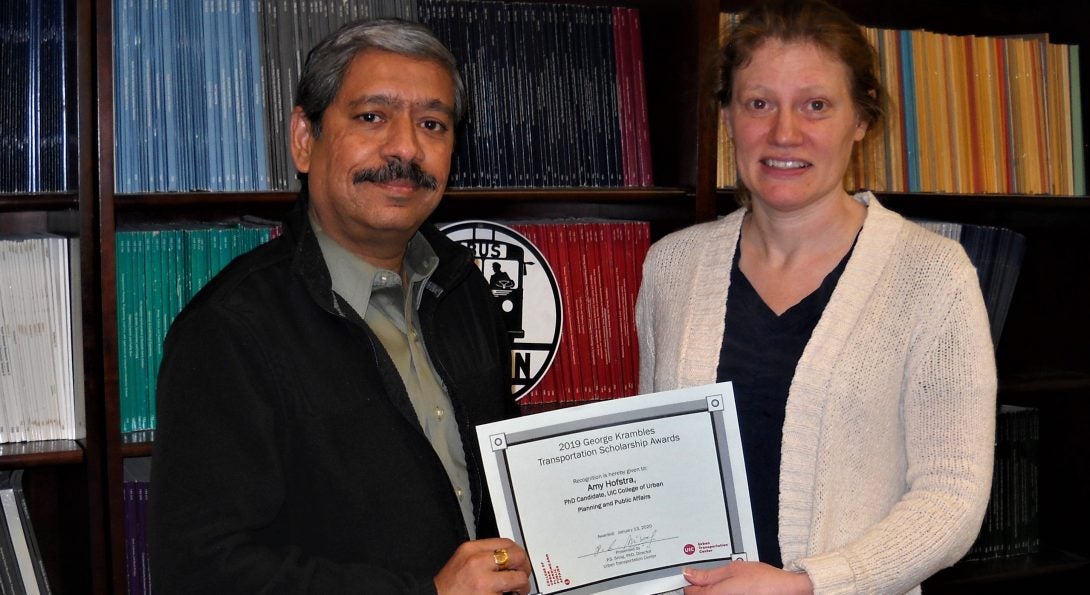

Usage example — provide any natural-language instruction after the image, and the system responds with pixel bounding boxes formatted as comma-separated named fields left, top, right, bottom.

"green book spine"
left=136, top=231, right=155, bottom=433
left=1070, top=45, right=1085, bottom=195
left=184, top=228, right=209, bottom=302
left=115, top=232, right=133, bottom=434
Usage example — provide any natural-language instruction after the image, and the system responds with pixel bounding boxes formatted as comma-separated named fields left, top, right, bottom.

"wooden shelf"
left=114, top=187, right=689, bottom=207
left=120, top=443, right=153, bottom=459
left=119, top=433, right=154, bottom=459
left=924, top=549, right=1090, bottom=593
left=0, top=193, right=79, bottom=212
left=111, top=187, right=697, bottom=238
left=0, top=440, right=85, bottom=468
left=1000, top=372, right=1090, bottom=395
left=716, top=188, right=1090, bottom=223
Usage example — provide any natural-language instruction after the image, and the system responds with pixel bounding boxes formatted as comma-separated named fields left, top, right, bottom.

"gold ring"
left=493, top=548, right=510, bottom=571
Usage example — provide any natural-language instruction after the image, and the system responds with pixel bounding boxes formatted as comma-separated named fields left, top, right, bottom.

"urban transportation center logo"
left=441, top=221, right=562, bottom=400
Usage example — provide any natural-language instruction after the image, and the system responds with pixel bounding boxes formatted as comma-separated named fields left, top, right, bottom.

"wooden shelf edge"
left=999, top=372, right=1090, bottom=395
left=716, top=188, right=1090, bottom=207
left=113, top=187, right=690, bottom=208
left=924, top=549, right=1090, bottom=589
left=876, top=192, right=1090, bottom=212
left=0, top=193, right=80, bottom=212
left=119, top=442, right=153, bottom=459
left=444, top=187, right=689, bottom=201
left=118, top=432, right=154, bottom=459
left=0, top=440, right=85, bottom=467
left=113, top=191, right=296, bottom=209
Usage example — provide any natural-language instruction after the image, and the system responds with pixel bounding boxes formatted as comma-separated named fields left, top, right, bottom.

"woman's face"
left=724, top=39, right=867, bottom=213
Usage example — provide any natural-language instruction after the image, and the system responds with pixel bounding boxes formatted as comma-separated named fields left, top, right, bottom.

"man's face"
left=290, top=49, right=456, bottom=263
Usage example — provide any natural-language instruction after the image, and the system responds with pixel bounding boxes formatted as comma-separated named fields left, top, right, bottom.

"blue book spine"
left=899, top=29, right=921, bottom=193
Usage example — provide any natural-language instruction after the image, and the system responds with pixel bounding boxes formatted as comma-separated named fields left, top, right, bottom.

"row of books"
left=112, top=0, right=270, bottom=193
left=966, top=405, right=1040, bottom=561
left=508, top=220, right=649, bottom=408
left=3, top=220, right=1024, bottom=440
left=507, top=218, right=1023, bottom=409
left=0, top=469, right=51, bottom=595
left=116, top=222, right=280, bottom=436
left=112, top=0, right=652, bottom=192
left=0, top=235, right=84, bottom=445
left=0, top=0, right=76, bottom=194
left=113, top=216, right=1025, bottom=427
left=259, top=0, right=417, bottom=191
left=113, top=216, right=649, bottom=433
left=121, top=458, right=152, bottom=595
left=122, top=479, right=150, bottom=592
left=718, top=14, right=1086, bottom=196
left=912, top=220, right=1026, bottom=347
left=420, top=1, right=653, bottom=188
left=122, top=481, right=150, bottom=595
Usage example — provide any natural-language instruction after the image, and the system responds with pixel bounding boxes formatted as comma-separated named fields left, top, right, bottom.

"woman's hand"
left=683, top=561, right=813, bottom=595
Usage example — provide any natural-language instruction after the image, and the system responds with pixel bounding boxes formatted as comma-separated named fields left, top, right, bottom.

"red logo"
left=539, top=553, right=568, bottom=587
left=683, top=544, right=696, bottom=555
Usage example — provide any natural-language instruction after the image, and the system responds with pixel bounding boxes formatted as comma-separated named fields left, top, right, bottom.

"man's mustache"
left=352, top=160, right=438, bottom=191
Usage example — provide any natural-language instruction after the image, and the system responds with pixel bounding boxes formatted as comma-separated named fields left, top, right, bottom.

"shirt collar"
left=309, top=213, right=439, bottom=315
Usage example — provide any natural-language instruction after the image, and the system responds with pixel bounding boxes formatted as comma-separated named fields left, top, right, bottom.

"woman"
left=636, top=0, right=996, bottom=593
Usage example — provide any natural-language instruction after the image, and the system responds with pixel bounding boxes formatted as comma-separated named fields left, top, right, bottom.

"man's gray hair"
left=295, top=18, right=466, bottom=137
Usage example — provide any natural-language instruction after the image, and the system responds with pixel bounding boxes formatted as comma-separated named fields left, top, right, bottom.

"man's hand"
left=434, top=538, right=531, bottom=595
left=683, top=561, right=813, bottom=595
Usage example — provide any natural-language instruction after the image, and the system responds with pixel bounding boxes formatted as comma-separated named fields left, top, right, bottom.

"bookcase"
left=94, top=1, right=710, bottom=593
left=715, top=1, right=1090, bottom=592
left=0, top=0, right=106, bottom=593
left=0, top=0, right=1085, bottom=593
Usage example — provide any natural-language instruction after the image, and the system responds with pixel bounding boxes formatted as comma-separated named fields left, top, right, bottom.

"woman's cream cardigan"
left=637, top=194, right=996, bottom=594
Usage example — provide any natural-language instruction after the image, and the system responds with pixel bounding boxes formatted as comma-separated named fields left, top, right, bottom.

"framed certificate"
left=477, top=382, right=757, bottom=594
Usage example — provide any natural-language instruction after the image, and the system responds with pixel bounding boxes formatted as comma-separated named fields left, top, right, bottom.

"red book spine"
left=628, top=8, right=654, bottom=186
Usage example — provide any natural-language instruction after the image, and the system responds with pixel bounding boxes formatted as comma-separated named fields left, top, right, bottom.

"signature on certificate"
left=580, top=530, right=678, bottom=559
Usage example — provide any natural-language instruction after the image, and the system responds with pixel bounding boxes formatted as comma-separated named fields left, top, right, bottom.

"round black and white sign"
left=441, top=221, right=562, bottom=401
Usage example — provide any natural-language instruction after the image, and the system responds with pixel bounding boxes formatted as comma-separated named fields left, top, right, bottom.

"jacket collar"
left=283, top=187, right=477, bottom=314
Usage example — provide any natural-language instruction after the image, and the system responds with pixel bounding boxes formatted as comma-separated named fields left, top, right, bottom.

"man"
left=149, top=19, right=530, bottom=594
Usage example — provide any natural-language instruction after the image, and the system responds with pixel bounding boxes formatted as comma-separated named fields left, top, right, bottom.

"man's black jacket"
left=149, top=194, right=516, bottom=594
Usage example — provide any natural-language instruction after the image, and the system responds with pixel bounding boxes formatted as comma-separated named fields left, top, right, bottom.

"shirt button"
left=435, top=407, right=445, bottom=421
left=455, top=487, right=464, bottom=500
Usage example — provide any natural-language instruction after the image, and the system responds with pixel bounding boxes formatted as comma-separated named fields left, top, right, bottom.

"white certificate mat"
left=477, top=383, right=756, bottom=594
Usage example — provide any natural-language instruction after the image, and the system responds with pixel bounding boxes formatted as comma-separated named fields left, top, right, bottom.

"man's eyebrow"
left=347, top=94, right=455, bottom=119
